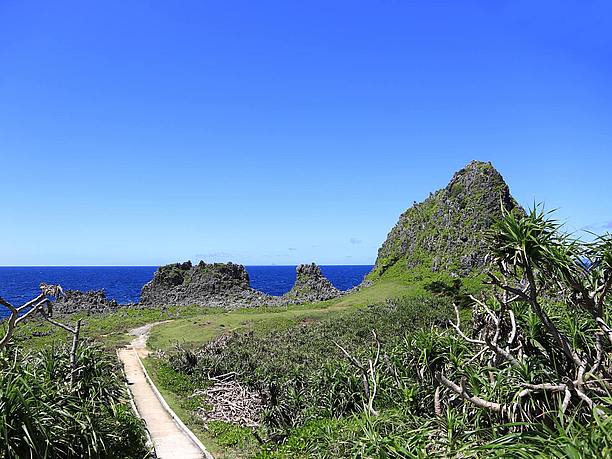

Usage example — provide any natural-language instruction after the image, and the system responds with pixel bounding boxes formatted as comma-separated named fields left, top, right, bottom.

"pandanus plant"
left=435, top=204, right=612, bottom=421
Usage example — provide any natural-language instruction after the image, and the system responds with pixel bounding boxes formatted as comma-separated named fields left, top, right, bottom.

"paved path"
left=118, top=323, right=211, bottom=459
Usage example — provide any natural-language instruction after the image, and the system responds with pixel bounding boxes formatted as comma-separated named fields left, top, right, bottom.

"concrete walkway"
left=118, top=323, right=211, bottom=459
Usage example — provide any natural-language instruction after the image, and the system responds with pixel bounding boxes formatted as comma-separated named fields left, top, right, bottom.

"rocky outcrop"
left=281, top=263, right=341, bottom=303
left=140, top=261, right=271, bottom=308
left=139, top=261, right=343, bottom=308
left=371, top=160, right=520, bottom=278
left=52, top=289, right=122, bottom=315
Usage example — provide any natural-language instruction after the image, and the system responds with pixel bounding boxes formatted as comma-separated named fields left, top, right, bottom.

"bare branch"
left=450, top=303, right=485, bottom=345
left=0, top=298, right=18, bottom=348
left=434, top=386, right=442, bottom=416
left=334, top=330, right=382, bottom=416
left=334, top=341, right=365, bottom=372
left=40, top=310, right=78, bottom=334
left=1, top=293, right=51, bottom=347
left=451, top=303, right=520, bottom=367
left=561, top=388, right=572, bottom=414
left=436, top=372, right=502, bottom=413
left=594, top=317, right=612, bottom=347
left=589, top=333, right=604, bottom=376
left=507, top=310, right=517, bottom=347
left=518, top=382, right=567, bottom=398
left=69, top=319, right=82, bottom=386
left=15, top=298, right=50, bottom=325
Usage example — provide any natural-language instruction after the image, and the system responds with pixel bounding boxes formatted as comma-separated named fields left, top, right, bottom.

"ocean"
left=0, top=265, right=373, bottom=317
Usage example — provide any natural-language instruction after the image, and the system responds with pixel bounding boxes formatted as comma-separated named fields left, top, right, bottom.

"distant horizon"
left=0, top=264, right=375, bottom=268
left=0, top=264, right=373, bottom=311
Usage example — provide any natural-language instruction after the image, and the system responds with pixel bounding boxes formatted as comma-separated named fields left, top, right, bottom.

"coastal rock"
left=280, top=263, right=342, bottom=303
left=371, top=160, right=520, bottom=278
left=140, top=261, right=271, bottom=308
left=139, top=261, right=343, bottom=308
left=52, top=289, right=122, bottom=315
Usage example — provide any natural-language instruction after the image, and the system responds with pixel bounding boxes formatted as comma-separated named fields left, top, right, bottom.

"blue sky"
left=1, top=1, right=611, bottom=266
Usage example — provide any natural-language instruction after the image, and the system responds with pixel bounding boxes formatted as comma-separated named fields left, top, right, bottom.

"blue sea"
left=0, top=265, right=373, bottom=317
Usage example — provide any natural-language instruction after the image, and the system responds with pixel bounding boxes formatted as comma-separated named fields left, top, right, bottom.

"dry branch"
left=0, top=284, right=65, bottom=348
left=334, top=330, right=381, bottom=416
left=195, top=376, right=263, bottom=428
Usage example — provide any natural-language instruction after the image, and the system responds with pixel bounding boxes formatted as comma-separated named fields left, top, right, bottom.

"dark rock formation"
left=139, top=261, right=343, bottom=308
left=140, top=261, right=271, bottom=308
left=371, top=160, right=520, bottom=278
left=52, top=289, right=122, bottom=315
left=281, top=263, right=341, bottom=303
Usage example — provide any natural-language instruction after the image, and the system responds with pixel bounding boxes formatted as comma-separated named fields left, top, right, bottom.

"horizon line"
left=0, top=264, right=375, bottom=268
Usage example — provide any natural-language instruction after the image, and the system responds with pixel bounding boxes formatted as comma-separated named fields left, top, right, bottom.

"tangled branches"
left=436, top=205, right=612, bottom=421
left=196, top=372, right=263, bottom=428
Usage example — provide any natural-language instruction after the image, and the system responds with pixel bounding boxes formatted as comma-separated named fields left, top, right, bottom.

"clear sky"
left=1, top=1, right=611, bottom=266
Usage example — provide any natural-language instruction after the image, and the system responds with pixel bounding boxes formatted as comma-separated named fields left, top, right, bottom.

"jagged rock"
left=138, top=261, right=343, bottom=308
left=52, top=289, right=122, bottom=315
left=281, top=263, right=341, bottom=303
left=371, top=160, right=520, bottom=278
left=140, top=261, right=271, bottom=308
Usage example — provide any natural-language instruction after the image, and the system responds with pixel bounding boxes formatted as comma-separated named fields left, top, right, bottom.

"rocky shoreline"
left=52, top=289, right=127, bottom=315
left=51, top=261, right=346, bottom=314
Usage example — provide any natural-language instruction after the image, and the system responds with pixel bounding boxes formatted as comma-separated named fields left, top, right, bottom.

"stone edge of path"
left=134, top=351, right=214, bottom=459
left=117, top=350, right=156, bottom=456
left=119, top=320, right=214, bottom=459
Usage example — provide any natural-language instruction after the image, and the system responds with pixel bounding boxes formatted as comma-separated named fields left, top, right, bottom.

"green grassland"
left=145, top=266, right=482, bottom=352
left=14, top=260, right=479, bottom=353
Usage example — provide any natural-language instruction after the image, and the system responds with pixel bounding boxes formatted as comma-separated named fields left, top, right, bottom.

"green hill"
left=370, top=160, right=519, bottom=281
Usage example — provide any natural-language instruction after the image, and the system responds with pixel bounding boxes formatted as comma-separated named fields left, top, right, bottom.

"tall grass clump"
left=0, top=342, right=149, bottom=459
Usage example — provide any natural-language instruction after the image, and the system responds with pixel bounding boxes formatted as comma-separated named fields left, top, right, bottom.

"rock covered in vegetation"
left=281, top=263, right=341, bottom=303
left=371, top=160, right=519, bottom=278
left=140, top=260, right=271, bottom=308
left=52, top=289, right=122, bottom=315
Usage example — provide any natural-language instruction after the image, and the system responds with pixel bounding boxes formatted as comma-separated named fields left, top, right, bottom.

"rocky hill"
left=140, top=261, right=270, bottom=308
left=370, top=160, right=519, bottom=279
left=281, top=263, right=341, bottom=304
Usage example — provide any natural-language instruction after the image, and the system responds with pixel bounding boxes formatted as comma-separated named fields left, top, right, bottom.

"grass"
left=147, top=303, right=349, bottom=351
left=14, top=305, right=214, bottom=350
left=15, top=261, right=470, bottom=353
left=146, top=267, right=480, bottom=351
